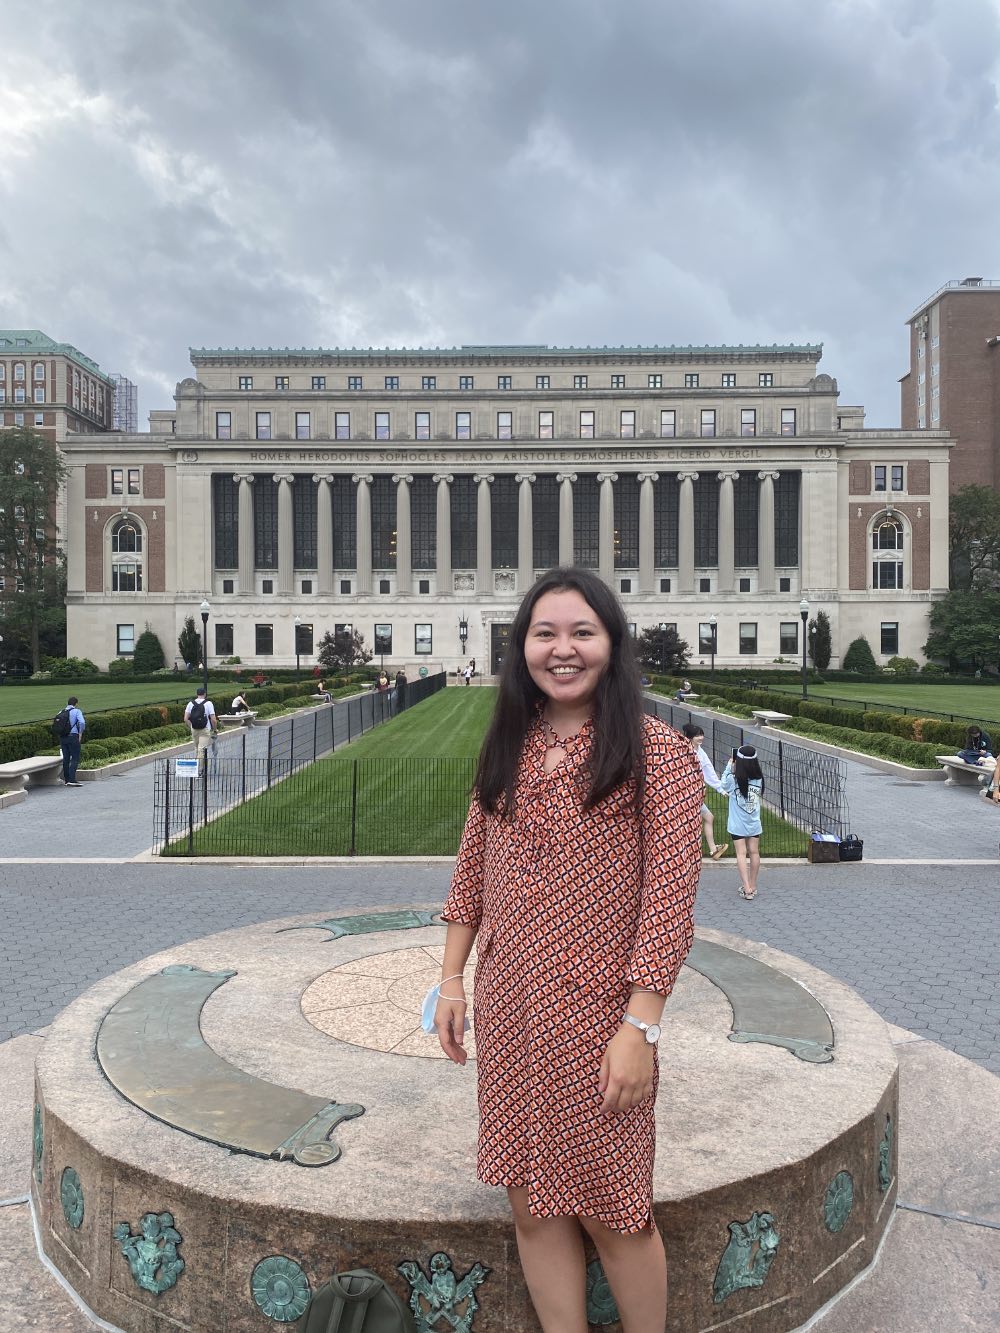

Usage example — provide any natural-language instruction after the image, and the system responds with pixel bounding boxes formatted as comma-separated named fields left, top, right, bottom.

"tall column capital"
left=473, top=472, right=494, bottom=485
left=432, top=472, right=454, bottom=485
left=233, top=472, right=254, bottom=484
left=352, top=473, right=373, bottom=486
left=392, top=473, right=414, bottom=485
left=757, top=470, right=781, bottom=482
left=677, top=471, right=700, bottom=483
left=311, top=473, right=335, bottom=484
left=515, top=472, right=536, bottom=485
left=273, top=472, right=295, bottom=484
left=716, top=470, right=739, bottom=483
left=636, top=471, right=659, bottom=484
left=596, top=471, right=618, bottom=485
left=556, top=472, right=577, bottom=484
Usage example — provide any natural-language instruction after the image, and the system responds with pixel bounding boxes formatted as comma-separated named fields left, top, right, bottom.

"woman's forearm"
left=441, top=922, right=477, bottom=983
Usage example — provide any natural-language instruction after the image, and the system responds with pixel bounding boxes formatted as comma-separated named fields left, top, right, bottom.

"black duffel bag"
left=839, top=835, right=863, bottom=862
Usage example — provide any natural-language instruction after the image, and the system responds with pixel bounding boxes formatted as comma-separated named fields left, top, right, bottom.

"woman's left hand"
left=598, top=1027, right=656, bottom=1116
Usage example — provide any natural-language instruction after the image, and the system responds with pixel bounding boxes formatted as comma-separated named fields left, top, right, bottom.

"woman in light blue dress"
left=720, top=746, right=764, bottom=900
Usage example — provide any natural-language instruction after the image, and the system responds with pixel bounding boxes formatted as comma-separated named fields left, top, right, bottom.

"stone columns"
left=516, top=473, right=535, bottom=592
left=474, top=473, right=494, bottom=594
left=637, top=472, right=658, bottom=594
left=234, top=473, right=254, bottom=594
left=393, top=473, right=413, bottom=594
left=434, top=473, right=453, bottom=595
left=928, top=458, right=949, bottom=590
left=757, top=471, right=779, bottom=593
left=677, top=472, right=698, bottom=593
left=353, top=473, right=373, bottom=596
left=274, top=473, right=294, bottom=596
left=717, top=471, right=738, bottom=594
left=557, top=472, right=576, bottom=566
left=312, top=475, right=334, bottom=595
left=597, top=472, right=618, bottom=584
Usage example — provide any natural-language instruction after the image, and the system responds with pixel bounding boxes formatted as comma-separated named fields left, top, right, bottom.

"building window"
left=456, top=411, right=471, bottom=440
left=127, top=468, right=140, bottom=495
left=13, top=413, right=23, bottom=426
left=422, top=376, right=437, bottom=391
left=239, top=376, right=253, bottom=390
left=13, top=364, right=24, bottom=381
left=415, top=623, right=432, bottom=654
left=536, top=375, right=550, bottom=390
left=312, top=376, right=326, bottom=390
left=216, top=411, right=232, bottom=439
left=759, top=373, right=773, bottom=387
left=872, top=516, right=904, bottom=588
left=215, top=624, right=234, bottom=656
left=348, top=375, right=363, bottom=390
left=375, top=412, right=390, bottom=440
left=340, top=580, right=351, bottom=594
left=739, top=577, right=751, bottom=592
left=497, top=411, right=512, bottom=440
left=0, top=389, right=4, bottom=403
left=891, top=465, right=904, bottom=491
left=658, top=409, right=676, bottom=438
left=722, top=373, right=736, bottom=387
left=620, top=578, right=632, bottom=593
left=579, top=410, right=595, bottom=439
left=459, top=376, right=474, bottom=390
left=620, top=409, right=635, bottom=439
left=699, top=577, right=711, bottom=593
left=418, top=579, right=430, bottom=594
left=222, top=578, right=234, bottom=594
left=881, top=622, right=899, bottom=655
left=781, top=408, right=796, bottom=436
left=301, top=579, right=313, bottom=594
left=780, top=622, right=798, bottom=654
left=262, top=579, right=273, bottom=593
left=739, top=623, right=758, bottom=655
left=255, top=625, right=273, bottom=655
left=648, top=374, right=662, bottom=389
left=33, top=363, right=44, bottom=381
left=117, top=625, right=135, bottom=655
left=741, top=408, right=756, bottom=437
left=660, top=578, right=672, bottom=593
left=256, top=411, right=271, bottom=440
left=374, top=624, right=392, bottom=655
left=111, top=468, right=123, bottom=495
left=539, top=410, right=554, bottom=439
left=572, top=474, right=599, bottom=568
left=371, top=475, right=397, bottom=567
left=415, top=411, right=431, bottom=440
left=111, top=519, right=143, bottom=592
left=296, top=412, right=311, bottom=439
left=385, top=376, right=399, bottom=390
left=874, top=466, right=886, bottom=491
left=33, top=386, right=44, bottom=403
left=574, top=374, right=588, bottom=389
left=379, top=579, right=391, bottom=594
left=700, top=409, right=716, bottom=438
left=275, top=376, right=289, bottom=390
left=779, top=576, right=791, bottom=592
left=698, top=622, right=715, bottom=653
left=684, top=373, right=699, bottom=388
left=14, top=387, right=24, bottom=403
left=335, top=411, right=350, bottom=439
left=611, top=374, right=625, bottom=389
left=498, top=375, right=512, bottom=390
left=532, top=474, right=560, bottom=568
left=34, top=413, right=43, bottom=426
left=411, top=474, right=436, bottom=571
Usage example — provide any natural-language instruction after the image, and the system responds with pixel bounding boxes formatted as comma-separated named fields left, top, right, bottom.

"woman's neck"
left=542, top=700, right=593, bottom=737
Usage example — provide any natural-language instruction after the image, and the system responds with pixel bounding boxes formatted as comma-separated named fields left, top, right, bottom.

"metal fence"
left=152, top=672, right=446, bottom=854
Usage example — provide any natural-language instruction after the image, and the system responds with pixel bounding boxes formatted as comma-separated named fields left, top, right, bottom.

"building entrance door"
left=490, top=623, right=510, bottom=676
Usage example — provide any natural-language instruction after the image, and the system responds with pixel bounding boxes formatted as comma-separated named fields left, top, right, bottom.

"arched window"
left=871, top=515, right=904, bottom=589
left=111, top=518, right=143, bottom=591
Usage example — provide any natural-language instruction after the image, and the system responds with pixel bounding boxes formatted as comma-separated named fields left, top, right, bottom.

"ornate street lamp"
left=458, top=613, right=469, bottom=656
left=800, top=598, right=810, bottom=699
left=708, top=613, right=718, bottom=680
left=199, top=600, right=210, bottom=696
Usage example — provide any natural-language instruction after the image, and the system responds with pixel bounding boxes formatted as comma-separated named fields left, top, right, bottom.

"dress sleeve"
left=441, top=794, right=488, bottom=928
left=627, top=727, right=704, bottom=996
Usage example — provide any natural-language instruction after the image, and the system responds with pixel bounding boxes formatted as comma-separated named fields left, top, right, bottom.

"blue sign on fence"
left=174, top=757, right=199, bottom=780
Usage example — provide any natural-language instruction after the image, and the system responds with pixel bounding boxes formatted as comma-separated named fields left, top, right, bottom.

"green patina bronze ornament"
left=251, top=1255, right=311, bottom=1323
left=32, top=1104, right=42, bottom=1185
left=398, top=1252, right=490, bottom=1332
left=712, top=1211, right=781, bottom=1305
left=60, top=1167, right=85, bottom=1230
left=878, top=1114, right=893, bottom=1193
left=113, top=1211, right=185, bottom=1296
left=585, top=1259, right=620, bottom=1325
left=279, top=909, right=439, bottom=941
left=823, top=1170, right=854, bottom=1234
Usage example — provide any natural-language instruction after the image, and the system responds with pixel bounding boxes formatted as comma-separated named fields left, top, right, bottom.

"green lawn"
left=0, top=681, right=204, bottom=727
left=764, top=680, right=1000, bottom=724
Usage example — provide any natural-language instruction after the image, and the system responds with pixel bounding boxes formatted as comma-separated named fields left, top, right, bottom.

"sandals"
left=738, top=887, right=757, bottom=901
left=710, top=843, right=729, bottom=860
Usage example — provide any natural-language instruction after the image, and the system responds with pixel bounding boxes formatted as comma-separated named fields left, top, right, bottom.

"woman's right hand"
left=435, top=989, right=469, bottom=1065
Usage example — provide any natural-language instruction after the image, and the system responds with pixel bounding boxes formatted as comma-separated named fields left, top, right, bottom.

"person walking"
left=433, top=567, right=703, bottom=1333
left=394, top=669, right=408, bottom=712
left=720, top=745, right=764, bottom=900
left=183, top=686, right=217, bottom=766
left=463, top=662, right=473, bottom=686
left=59, top=696, right=86, bottom=787
left=680, top=723, right=728, bottom=860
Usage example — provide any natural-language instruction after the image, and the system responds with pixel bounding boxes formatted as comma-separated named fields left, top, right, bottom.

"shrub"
left=886, top=655, right=919, bottom=677
left=39, top=655, right=100, bottom=679
left=920, top=661, right=945, bottom=676
left=106, top=657, right=134, bottom=677
left=785, top=718, right=940, bottom=768
left=916, top=718, right=969, bottom=747
left=133, top=628, right=166, bottom=674
left=842, top=637, right=877, bottom=673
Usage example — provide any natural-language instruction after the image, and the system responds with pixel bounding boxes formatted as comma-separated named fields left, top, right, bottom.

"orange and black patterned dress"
left=441, top=713, right=703, bottom=1233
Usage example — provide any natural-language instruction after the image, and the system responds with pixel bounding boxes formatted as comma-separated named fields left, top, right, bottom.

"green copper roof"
left=190, top=342, right=823, bottom=362
left=0, top=329, right=112, bottom=381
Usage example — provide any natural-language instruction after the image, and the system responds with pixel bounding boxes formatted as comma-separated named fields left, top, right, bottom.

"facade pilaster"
left=353, top=473, right=373, bottom=596
left=312, top=475, right=334, bottom=596
left=677, top=472, right=699, bottom=593
left=757, top=471, right=779, bottom=593
left=597, top=473, right=618, bottom=584
left=273, top=472, right=294, bottom=596
left=637, top=472, right=658, bottom=594
left=516, top=473, right=535, bottom=592
left=393, top=474, right=413, bottom=594
left=928, top=458, right=949, bottom=590
left=474, top=473, right=493, bottom=594
left=717, top=471, right=738, bottom=593
left=434, top=473, right=453, bottom=595
left=557, top=472, right=576, bottom=567
left=234, top=473, right=255, bottom=594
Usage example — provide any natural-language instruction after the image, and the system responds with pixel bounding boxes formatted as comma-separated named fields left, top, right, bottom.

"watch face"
left=645, top=1023, right=661, bottom=1044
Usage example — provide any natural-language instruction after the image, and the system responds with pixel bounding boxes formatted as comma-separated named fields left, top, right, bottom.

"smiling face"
left=523, top=588, right=612, bottom=714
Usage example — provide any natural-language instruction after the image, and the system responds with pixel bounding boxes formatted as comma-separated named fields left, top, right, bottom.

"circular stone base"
left=32, top=911, right=898, bottom=1332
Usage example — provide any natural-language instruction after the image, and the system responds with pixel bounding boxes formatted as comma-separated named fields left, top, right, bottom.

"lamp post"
left=658, top=622, right=667, bottom=676
left=199, top=600, right=210, bottom=696
left=458, top=611, right=469, bottom=663
left=799, top=598, right=810, bottom=699
left=294, top=615, right=302, bottom=679
left=708, top=613, right=717, bottom=680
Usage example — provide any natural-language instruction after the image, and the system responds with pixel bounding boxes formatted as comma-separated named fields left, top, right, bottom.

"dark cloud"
left=2, top=0, right=999, bottom=423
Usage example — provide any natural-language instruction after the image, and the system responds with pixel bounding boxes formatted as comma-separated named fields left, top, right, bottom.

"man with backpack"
left=183, top=686, right=217, bottom=765
left=53, top=696, right=86, bottom=786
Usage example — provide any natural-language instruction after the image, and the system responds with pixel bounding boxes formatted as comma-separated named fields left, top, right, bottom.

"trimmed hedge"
left=783, top=718, right=942, bottom=768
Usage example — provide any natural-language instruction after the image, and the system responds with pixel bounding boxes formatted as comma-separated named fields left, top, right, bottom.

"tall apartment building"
left=901, top=278, right=1000, bottom=491
left=62, top=341, right=950, bottom=672
left=110, top=373, right=139, bottom=433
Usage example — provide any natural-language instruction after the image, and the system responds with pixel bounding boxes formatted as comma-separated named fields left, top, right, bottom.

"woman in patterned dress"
left=435, top=568, right=703, bottom=1333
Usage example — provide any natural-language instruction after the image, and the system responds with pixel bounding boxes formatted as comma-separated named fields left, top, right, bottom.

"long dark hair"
left=965, top=726, right=983, bottom=747
left=474, top=567, right=646, bottom=817
left=733, top=746, right=765, bottom=799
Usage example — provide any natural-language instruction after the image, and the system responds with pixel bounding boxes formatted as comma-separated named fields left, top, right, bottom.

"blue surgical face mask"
left=421, top=982, right=470, bottom=1034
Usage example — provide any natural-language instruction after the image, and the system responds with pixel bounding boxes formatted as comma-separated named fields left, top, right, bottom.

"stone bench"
left=936, top=754, right=996, bottom=787
left=217, top=711, right=257, bottom=728
left=752, top=709, right=793, bottom=727
left=0, top=755, right=64, bottom=791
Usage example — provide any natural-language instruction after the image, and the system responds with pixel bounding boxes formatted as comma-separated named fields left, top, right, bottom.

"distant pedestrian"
left=394, top=669, right=408, bottom=712
left=463, top=664, right=473, bottom=686
left=184, top=686, right=217, bottom=766
left=720, top=745, right=764, bottom=900
left=681, top=723, right=729, bottom=860
left=58, top=696, right=86, bottom=787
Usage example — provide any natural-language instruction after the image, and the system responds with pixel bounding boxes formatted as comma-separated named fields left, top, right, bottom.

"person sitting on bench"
left=957, top=725, right=992, bottom=764
left=230, top=692, right=250, bottom=714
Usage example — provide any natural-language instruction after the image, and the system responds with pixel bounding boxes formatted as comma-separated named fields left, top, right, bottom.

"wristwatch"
left=622, top=1013, right=661, bottom=1045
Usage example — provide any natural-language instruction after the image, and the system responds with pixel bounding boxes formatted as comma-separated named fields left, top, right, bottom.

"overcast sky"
left=2, top=0, right=999, bottom=426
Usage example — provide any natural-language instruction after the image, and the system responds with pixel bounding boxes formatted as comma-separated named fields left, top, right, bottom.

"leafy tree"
left=886, top=655, right=919, bottom=676
left=842, top=636, right=877, bottom=673
left=924, top=588, right=1000, bottom=671
left=133, top=626, right=166, bottom=673
left=178, top=615, right=203, bottom=668
left=317, top=627, right=373, bottom=674
left=807, top=611, right=832, bottom=671
left=635, top=625, right=690, bottom=674
left=949, top=485, right=1000, bottom=589
left=0, top=426, right=68, bottom=671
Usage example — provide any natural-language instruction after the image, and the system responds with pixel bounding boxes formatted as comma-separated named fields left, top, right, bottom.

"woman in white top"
left=680, top=723, right=728, bottom=860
